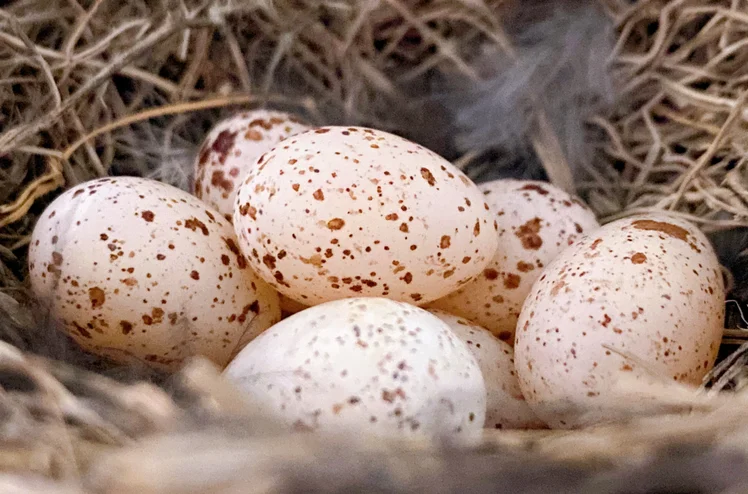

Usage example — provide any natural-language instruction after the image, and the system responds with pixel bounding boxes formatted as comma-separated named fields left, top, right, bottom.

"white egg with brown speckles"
left=515, top=213, right=725, bottom=429
left=429, top=310, right=546, bottom=430
left=193, top=109, right=312, bottom=221
left=233, top=126, right=497, bottom=307
left=224, top=297, right=487, bottom=439
left=28, top=176, right=281, bottom=371
left=429, top=179, right=600, bottom=343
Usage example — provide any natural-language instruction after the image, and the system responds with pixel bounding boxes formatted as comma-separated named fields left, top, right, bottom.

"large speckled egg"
left=233, top=126, right=497, bottom=307
left=429, top=310, right=546, bottom=430
left=429, top=179, right=599, bottom=343
left=224, top=297, right=487, bottom=439
left=28, top=177, right=281, bottom=371
left=515, top=213, right=725, bottom=429
left=193, top=109, right=312, bottom=220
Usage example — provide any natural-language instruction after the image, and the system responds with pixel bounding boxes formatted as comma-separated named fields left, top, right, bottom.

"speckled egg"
left=428, top=179, right=600, bottom=343
left=28, top=176, right=281, bottom=371
left=224, top=297, right=487, bottom=439
left=429, top=310, right=546, bottom=430
left=193, top=109, right=312, bottom=220
left=514, top=213, right=725, bottom=429
left=233, top=126, right=498, bottom=307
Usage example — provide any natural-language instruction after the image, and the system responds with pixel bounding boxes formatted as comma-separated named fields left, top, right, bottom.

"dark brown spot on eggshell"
left=327, top=218, right=345, bottom=230
left=141, top=210, right=155, bottom=222
left=516, top=218, right=542, bottom=250
left=631, top=219, right=688, bottom=241
left=73, top=322, right=92, bottom=339
left=120, top=321, right=133, bottom=335
left=245, top=129, right=262, bottom=141
left=211, top=170, right=233, bottom=192
left=184, top=217, right=209, bottom=236
left=631, top=252, right=647, bottom=264
left=517, top=261, right=534, bottom=272
left=263, top=254, right=277, bottom=270
left=484, top=269, right=499, bottom=280
left=520, top=184, right=549, bottom=195
left=503, top=273, right=520, bottom=289
left=210, top=130, right=237, bottom=163
left=420, top=168, right=436, bottom=186
left=88, top=287, right=105, bottom=309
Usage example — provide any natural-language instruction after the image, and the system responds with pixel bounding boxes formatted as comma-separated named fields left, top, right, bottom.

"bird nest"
left=1, top=0, right=748, bottom=491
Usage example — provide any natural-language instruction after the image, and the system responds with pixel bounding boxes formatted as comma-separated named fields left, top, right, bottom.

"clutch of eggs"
left=26, top=107, right=728, bottom=438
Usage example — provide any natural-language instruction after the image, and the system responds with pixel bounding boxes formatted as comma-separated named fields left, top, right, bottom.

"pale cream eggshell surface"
left=224, top=297, right=487, bottom=439
left=429, top=310, right=546, bottom=430
left=232, top=126, right=498, bottom=307
left=514, top=213, right=725, bottom=429
left=28, top=177, right=281, bottom=371
left=429, top=179, right=600, bottom=343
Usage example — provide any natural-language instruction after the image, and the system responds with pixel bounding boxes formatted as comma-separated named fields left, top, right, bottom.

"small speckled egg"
left=28, top=177, right=281, bottom=371
left=428, top=179, right=600, bottom=343
left=193, top=109, right=312, bottom=221
left=224, top=297, right=487, bottom=439
left=429, top=310, right=546, bottom=430
left=233, top=126, right=498, bottom=307
left=514, top=213, right=725, bottom=429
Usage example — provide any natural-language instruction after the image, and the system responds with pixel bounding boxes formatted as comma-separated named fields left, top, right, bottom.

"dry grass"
left=0, top=0, right=514, bottom=287
left=586, top=0, right=748, bottom=233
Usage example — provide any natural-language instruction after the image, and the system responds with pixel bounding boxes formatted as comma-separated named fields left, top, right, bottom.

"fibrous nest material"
left=1, top=0, right=748, bottom=491
left=2, top=342, right=748, bottom=493
left=587, top=0, right=748, bottom=233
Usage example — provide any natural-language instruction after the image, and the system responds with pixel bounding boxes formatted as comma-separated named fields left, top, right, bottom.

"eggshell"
left=279, top=293, right=308, bottom=317
left=429, top=310, right=546, bottom=430
left=28, top=177, right=281, bottom=371
left=429, top=179, right=599, bottom=343
left=514, top=213, right=725, bottom=428
left=193, top=109, right=312, bottom=220
left=233, top=126, right=497, bottom=307
left=224, top=297, right=487, bottom=439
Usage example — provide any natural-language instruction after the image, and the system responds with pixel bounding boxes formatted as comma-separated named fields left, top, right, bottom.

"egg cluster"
left=28, top=109, right=726, bottom=439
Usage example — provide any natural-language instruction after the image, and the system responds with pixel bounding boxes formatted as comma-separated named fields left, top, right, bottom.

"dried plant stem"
left=0, top=11, right=211, bottom=155
left=669, top=89, right=748, bottom=210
